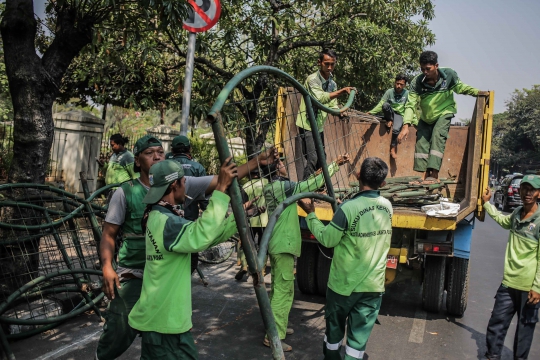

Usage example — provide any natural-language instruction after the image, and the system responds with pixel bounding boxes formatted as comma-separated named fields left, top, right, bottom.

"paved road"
left=8, top=207, right=540, bottom=360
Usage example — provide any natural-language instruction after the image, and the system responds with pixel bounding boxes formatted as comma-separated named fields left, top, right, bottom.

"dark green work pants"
left=414, top=114, right=454, bottom=172
left=323, top=288, right=383, bottom=360
left=140, top=331, right=198, bottom=360
left=95, top=278, right=142, bottom=360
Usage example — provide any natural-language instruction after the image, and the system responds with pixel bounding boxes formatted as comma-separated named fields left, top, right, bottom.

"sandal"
left=263, top=337, right=292, bottom=352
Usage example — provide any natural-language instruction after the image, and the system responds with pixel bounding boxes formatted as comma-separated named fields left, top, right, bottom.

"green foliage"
left=491, top=85, right=540, bottom=170
left=189, top=135, right=220, bottom=175
left=61, top=0, right=435, bottom=151
left=0, top=4, right=12, bottom=122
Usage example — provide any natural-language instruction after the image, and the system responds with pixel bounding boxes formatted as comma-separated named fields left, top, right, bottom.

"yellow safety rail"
left=476, top=91, right=495, bottom=221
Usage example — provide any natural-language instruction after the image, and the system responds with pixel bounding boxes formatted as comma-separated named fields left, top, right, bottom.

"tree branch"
left=276, top=39, right=335, bottom=56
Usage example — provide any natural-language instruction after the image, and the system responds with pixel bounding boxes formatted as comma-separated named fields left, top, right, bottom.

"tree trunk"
left=0, top=0, right=94, bottom=300
left=1, top=0, right=94, bottom=183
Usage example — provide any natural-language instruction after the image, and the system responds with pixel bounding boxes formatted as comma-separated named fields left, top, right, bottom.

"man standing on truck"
left=296, top=49, right=354, bottom=180
left=397, top=50, right=483, bottom=183
left=298, top=157, right=392, bottom=360
left=481, top=176, right=540, bottom=360
left=367, top=74, right=412, bottom=159
left=262, top=153, right=349, bottom=352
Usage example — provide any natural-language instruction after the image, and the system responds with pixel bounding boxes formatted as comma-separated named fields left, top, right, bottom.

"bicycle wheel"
left=198, top=236, right=239, bottom=264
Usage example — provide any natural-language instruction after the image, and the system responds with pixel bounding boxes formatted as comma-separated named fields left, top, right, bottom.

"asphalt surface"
left=7, top=205, right=540, bottom=360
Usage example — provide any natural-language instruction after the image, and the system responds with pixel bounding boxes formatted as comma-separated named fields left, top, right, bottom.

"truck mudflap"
left=454, top=218, right=475, bottom=259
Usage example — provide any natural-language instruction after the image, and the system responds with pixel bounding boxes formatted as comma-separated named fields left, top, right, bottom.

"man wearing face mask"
left=397, top=51, right=485, bottom=184
left=296, top=49, right=354, bottom=180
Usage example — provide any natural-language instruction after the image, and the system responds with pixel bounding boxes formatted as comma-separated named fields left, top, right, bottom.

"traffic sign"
left=183, top=0, right=221, bottom=33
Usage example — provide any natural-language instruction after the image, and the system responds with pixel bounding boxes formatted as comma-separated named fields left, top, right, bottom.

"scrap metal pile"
left=335, top=175, right=459, bottom=207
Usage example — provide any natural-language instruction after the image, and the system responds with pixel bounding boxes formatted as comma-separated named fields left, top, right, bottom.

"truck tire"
left=297, top=242, right=318, bottom=294
left=422, top=255, right=446, bottom=313
left=316, top=246, right=332, bottom=296
left=446, top=257, right=470, bottom=316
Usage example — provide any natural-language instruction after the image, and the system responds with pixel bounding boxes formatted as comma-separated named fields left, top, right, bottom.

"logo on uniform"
left=149, top=174, right=154, bottom=185
left=528, top=223, right=536, bottom=231
left=441, top=80, right=447, bottom=89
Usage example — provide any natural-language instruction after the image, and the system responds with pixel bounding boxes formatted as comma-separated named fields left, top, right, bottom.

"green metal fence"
left=0, top=180, right=114, bottom=360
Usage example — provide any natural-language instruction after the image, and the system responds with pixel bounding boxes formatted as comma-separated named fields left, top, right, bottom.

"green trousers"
left=414, top=114, right=453, bottom=172
left=323, top=288, right=383, bottom=360
left=96, top=278, right=142, bottom=360
left=140, top=331, right=198, bottom=360
left=269, top=253, right=295, bottom=339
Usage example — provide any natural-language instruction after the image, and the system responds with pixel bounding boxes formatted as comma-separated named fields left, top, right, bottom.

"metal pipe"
left=208, top=114, right=284, bottom=360
left=303, top=95, right=337, bottom=212
left=207, top=66, right=356, bottom=120
left=180, top=32, right=197, bottom=136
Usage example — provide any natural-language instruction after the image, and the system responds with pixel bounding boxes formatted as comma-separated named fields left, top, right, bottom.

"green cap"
left=521, top=175, right=540, bottom=189
left=133, top=135, right=162, bottom=156
left=142, top=160, right=185, bottom=204
left=172, top=135, right=190, bottom=149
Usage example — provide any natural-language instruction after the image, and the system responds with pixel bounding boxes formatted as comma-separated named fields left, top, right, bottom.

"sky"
left=426, top=0, right=540, bottom=120
left=32, top=0, right=539, bottom=119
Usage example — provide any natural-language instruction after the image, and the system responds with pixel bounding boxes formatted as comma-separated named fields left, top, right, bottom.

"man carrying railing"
left=262, top=153, right=349, bottom=352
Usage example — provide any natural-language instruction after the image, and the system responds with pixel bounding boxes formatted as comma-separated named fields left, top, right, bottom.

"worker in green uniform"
left=95, top=135, right=276, bottom=360
left=296, top=49, right=353, bottom=180
left=262, top=153, right=350, bottom=352
left=168, top=135, right=208, bottom=274
left=397, top=51, right=484, bottom=183
left=128, top=159, right=262, bottom=359
left=481, top=176, right=540, bottom=360
left=98, top=134, right=137, bottom=185
left=298, top=157, right=392, bottom=360
left=236, top=169, right=269, bottom=280
left=367, top=74, right=411, bottom=159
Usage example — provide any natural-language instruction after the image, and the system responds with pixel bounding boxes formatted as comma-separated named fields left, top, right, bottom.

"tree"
left=491, top=86, right=540, bottom=171
left=62, top=0, right=436, bottom=156
left=0, top=0, right=188, bottom=184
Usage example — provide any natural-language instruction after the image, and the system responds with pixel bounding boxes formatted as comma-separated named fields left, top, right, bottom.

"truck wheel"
left=422, top=255, right=446, bottom=313
left=316, top=246, right=332, bottom=296
left=446, top=257, right=470, bottom=316
left=297, top=242, right=318, bottom=294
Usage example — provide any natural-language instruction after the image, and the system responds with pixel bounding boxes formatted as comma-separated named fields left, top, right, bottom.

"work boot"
left=263, top=337, right=293, bottom=352
left=235, top=268, right=247, bottom=280
left=286, top=328, right=294, bottom=335
left=390, top=145, right=397, bottom=159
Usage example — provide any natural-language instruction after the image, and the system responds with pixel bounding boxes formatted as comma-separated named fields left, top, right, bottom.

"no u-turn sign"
left=183, top=0, right=221, bottom=33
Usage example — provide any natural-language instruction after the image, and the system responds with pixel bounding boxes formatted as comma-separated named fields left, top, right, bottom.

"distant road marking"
left=36, top=329, right=102, bottom=360
left=408, top=308, right=427, bottom=343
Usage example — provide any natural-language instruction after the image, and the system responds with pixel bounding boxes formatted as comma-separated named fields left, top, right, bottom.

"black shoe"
left=235, top=269, right=247, bottom=280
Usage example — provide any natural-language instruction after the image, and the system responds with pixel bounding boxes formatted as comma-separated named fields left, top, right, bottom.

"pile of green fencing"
left=336, top=176, right=459, bottom=207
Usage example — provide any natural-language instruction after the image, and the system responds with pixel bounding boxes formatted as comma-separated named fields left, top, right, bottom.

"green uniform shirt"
left=369, top=88, right=409, bottom=116
left=306, top=190, right=393, bottom=295
left=243, top=178, right=269, bottom=228
left=117, top=180, right=148, bottom=269
left=296, top=71, right=339, bottom=132
left=484, top=202, right=540, bottom=293
left=403, top=67, right=479, bottom=126
left=128, top=191, right=237, bottom=334
left=105, top=149, right=137, bottom=185
left=264, top=162, right=339, bottom=257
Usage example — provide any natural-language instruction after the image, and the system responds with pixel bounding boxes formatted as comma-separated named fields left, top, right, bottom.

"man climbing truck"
left=276, top=86, right=494, bottom=316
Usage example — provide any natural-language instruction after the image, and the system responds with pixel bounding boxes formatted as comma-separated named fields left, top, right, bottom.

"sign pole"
left=180, top=32, right=197, bottom=136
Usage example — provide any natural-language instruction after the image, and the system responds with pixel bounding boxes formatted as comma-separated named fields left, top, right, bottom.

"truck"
left=275, top=88, right=494, bottom=316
